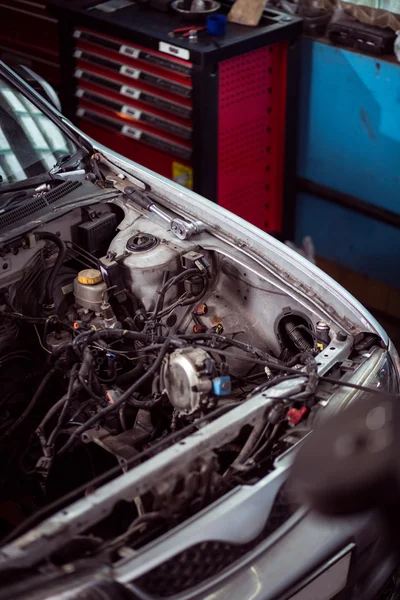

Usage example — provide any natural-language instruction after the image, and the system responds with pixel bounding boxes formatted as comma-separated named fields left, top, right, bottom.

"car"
left=0, top=60, right=397, bottom=600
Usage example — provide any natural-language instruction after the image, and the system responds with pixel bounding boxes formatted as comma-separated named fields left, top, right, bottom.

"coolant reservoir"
left=74, top=269, right=107, bottom=312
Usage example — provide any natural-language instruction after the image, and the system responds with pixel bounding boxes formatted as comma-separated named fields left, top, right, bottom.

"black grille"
left=135, top=483, right=299, bottom=597
left=44, top=180, right=82, bottom=204
left=0, top=197, right=47, bottom=230
left=0, top=181, right=83, bottom=232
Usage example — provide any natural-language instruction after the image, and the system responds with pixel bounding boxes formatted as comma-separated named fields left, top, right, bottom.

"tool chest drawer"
left=74, top=67, right=192, bottom=120
left=76, top=86, right=192, bottom=140
left=73, top=46, right=192, bottom=98
left=73, top=26, right=194, bottom=184
left=76, top=104, right=192, bottom=161
left=49, top=0, right=302, bottom=237
left=73, top=28, right=192, bottom=78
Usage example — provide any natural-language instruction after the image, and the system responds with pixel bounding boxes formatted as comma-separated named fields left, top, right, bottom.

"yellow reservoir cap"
left=77, top=269, right=103, bottom=285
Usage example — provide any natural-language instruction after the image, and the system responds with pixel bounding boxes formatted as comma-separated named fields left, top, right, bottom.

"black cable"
left=320, top=375, right=400, bottom=398
left=78, top=374, right=106, bottom=403
left=72, top=329, right=154, bottom=354
left=35, top=231, right=66, bottom=309
left=0, top=367, right=58, bottom=444
left=0, top=312, right=49, bottom=324
left=75, top=347, right=107, bottom=403
left=188, top=346, right=300, bottom=375
left=47, top=364, right=79, bottom=448
left=180, top=333, right=281, bottom=364
left=68, top=399, right=92, bottom=424
left=0, top=190, right=26, bottom=213
left=57, top=334, right=175, bottom=456
left=250, top=422, right=282, bottom=462
left=152, top=271, right=169, bottom=319
left=37, top=395, right=69, bottom=434
left=230, top=418, right=267, bottom=468
left=157, top=276, right=209, bottom=318
left=152, top=269, right=206, bottom=320
left=68, top=331, right=400, bottom=400
left=97, top=360, right=117, bottom=384
left=38, top=351, right=90, bottom=436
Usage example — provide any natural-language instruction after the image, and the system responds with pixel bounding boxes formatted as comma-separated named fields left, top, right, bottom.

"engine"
left=0, top=190, right=381, bottom=548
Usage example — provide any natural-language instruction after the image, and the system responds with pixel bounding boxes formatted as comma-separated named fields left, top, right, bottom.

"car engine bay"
left=0, top=157, right=389, bottom=576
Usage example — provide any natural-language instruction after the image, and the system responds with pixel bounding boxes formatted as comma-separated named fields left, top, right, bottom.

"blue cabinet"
left=296, top=38, right=400, bottom=288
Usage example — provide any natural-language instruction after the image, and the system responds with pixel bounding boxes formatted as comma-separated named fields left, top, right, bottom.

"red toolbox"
left=48, top=1, right=302, bottom=237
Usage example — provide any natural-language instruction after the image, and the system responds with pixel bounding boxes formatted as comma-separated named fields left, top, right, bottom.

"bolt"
left=316, top=320, right=330, bottom=332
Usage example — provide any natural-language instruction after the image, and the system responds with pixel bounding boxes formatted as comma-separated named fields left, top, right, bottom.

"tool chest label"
left=121, top=105, right=142, bottom=120
left=159, top=42, right=190, bottom=62
left=122, top=124, right=142, bottom=140
left=120, top=85, right=141, bottom=100
left=120, top=45, right=141, bottom=59
left=120, top=65, right=141, bottom=79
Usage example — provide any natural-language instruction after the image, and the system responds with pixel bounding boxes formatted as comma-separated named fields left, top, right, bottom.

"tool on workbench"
left=171, top=0, right=221, bottom=19
left=191, top=0, right=206, bottom=11
left=206, top=13, right=227, bottom=35
left=124, top=186, right=205, bottom=240
left=228, top=0, right=268, bottom=26
left=169, top=25, right=206, bottom=38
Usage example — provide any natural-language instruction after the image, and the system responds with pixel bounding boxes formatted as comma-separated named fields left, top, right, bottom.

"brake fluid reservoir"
left=74, top=269, right=107, bottom=312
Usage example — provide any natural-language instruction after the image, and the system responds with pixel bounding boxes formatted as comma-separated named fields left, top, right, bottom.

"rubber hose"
left=283, top=319, right=313, bottom=352
left=36, top=231, right=67, bottom=309
left=0, top=367, right=57, bottom=443
left=231, top=418, right=266, bottom=467
left=116, top=358, right=144, bottom=386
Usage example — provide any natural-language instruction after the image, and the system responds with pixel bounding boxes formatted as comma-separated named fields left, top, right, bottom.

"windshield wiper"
left=50, top=149, right=88, bottom=175
left=0, top=191, right=27, bottom=214
left=0, top=148, right=90, bottom=196
left=0, top=173, right=64, bottom=196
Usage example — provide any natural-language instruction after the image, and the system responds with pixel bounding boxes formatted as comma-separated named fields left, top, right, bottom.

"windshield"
left=0, top=75, right=77, bottom=185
